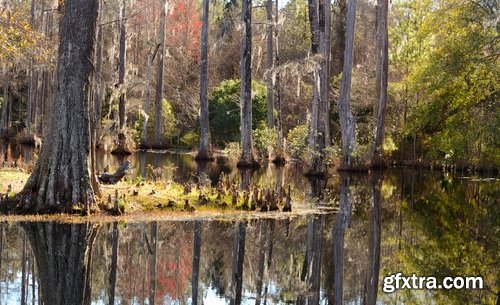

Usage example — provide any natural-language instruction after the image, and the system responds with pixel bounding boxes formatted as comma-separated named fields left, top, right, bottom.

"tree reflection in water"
left=0, top=170, right=497, bottom=305
left=22, top=222, right=98, bottom=305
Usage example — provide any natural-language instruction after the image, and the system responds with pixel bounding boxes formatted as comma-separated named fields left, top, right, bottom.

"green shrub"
left=136, top=99, right=177, bottom=144
left=286, top=124, right=308, bottom=159
left=253, top=124, right=278, bottom=158
left=209, top=79, right=267, bottom=146
left=179, top=130, right=200, bottom=149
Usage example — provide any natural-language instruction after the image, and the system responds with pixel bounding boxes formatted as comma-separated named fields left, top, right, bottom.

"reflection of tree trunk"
left=301, top=219, right=314, bottom=282
left=262, top=219, right=275, bottom=303
left=363, top=174, right=382, bottom=305
left=230, top=222, right=247, bottom=305
left=309, top=216, right=324, bottom=304
left=255, top=221, right=268, bottom=305
left=308, top=177, right=327, bottom=199
left=149, top=221, right=158, bottom=305
left=21, top=234, right=27, bottom=305
left=22, top=222, right=98, bottom=305
left=0, top=222, right=7, bottom=297
left=239, top=169, right=254, bottom=190
left=330, top=174, right=353, bottom=305
left=197, top=161, right=211, bottom=187
left=192, top=221, right=202, bottom=305
left=31, top=253, right=36, bottom=305
left=109, top=222, right=120, bottom=305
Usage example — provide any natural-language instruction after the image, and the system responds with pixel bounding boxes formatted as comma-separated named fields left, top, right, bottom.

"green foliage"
left=208, top=79, right=267, bottom=146
left=391, top=0, right=499, bottom=167
left=286, top=124, right=308, bottom=159
left=179, top=130, right=200, bottom=149
left=253, top=124, right=278, bottom=158
left=136, top=99, right=177, bottom=144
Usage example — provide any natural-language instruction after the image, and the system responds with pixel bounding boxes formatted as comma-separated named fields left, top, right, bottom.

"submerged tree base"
left=194, top=152, right=214, bottom=162
left=237, top=159, right=261, bottom=169
left=272, top=155, right=287, bottom=166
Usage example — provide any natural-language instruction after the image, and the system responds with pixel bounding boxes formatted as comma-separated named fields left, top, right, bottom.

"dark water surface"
left=0, top=145, right=498, bottom=304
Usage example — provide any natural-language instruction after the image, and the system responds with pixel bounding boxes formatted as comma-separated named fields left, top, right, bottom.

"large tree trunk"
left=272, top=0, right=286, bottom=165
left=337, top=0, right=358, bottom=169
left=237, top=0, right=258, bottom=168
left=265, top=0, right=274, bottom=130
left=331, top=0, right=346, bottom=77
left=112, top=0, right=131, bottom=155
left=153, top=0, right=167, bottom=148
left=23, top=222, right=98, bottom=305
left=16, top=0, right=100, bottom=213
left=307, top=0, right=330, bottom=175
left=196, top=0, right=213, bottom=160
left=307, top=0, right=320, bottom=156
left=372, top=0, right=389, bottom=166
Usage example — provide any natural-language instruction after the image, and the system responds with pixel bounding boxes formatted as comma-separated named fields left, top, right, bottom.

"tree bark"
left=237, top=0, right=258, bottom=168
left=331, top=0, right=346, bottom=77
left=94, top=15, right=104, bottom=146
left=319, top=0, right=331, bottom=147
left=142, top=47, right=153, bottom=146
left=1, top=62, right=9, bottom=138
left=265, top=0, right=274, bottom=130
left=372, top=0, right=389, bottom=165
left=153, top=0, right=167, bottom=147
left=112, top=0, right=131, bottom=155
left=307, top=0, right=330, bottom=175
left=22, top=222, right=98, bottom=305
left=196, top=0, right=213, bottom=160
left=16, top=0, right=101, bottom=213
left=307, top=0, right=320, bottom=155
left=272, top=0, right=285, bottom=164
left=337, top=0, right=358, bottom=169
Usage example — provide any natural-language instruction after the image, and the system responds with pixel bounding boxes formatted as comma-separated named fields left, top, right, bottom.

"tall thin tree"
left=266, top=0, right=274, bottom=130
left=337, top=0, right=358, bottom=169
left=196, top=0, right=213, bottom=160
left=372, top=0, right=389, bottom=166
left=113, top=0, right=130, bottom=154
left=153, top=0, right=167, bottom=148
left=238, top=0, right=258, bottom=168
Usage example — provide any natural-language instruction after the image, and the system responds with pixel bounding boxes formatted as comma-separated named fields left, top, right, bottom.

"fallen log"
left=98, top=160, right=130, bottom=184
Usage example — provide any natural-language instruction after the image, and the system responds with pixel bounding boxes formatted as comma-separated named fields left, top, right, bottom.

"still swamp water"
left=0, top=145, right=498, bottom=304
